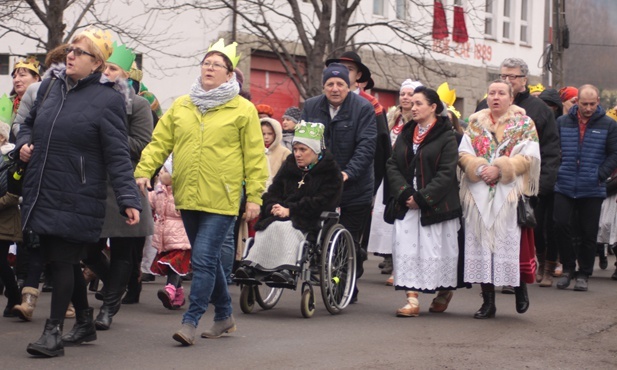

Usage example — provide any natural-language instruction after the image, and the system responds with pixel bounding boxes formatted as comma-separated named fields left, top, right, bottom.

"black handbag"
left=517, top=195, right=537, bottom=228
left=383, top=196, right=407, bottom=225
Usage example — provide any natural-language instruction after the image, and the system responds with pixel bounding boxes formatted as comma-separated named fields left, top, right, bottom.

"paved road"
left=2, top=255, right=616, bottom=369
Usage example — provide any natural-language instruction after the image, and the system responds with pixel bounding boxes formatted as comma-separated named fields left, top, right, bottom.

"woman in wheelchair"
left=234, top=122, right=343, bottom=287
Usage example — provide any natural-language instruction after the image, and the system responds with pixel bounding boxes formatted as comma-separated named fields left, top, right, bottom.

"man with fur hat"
left=301, top=62, right=377, bottom=302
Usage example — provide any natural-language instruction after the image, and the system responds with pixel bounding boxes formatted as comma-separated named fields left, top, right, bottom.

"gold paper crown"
left=437, top=82, right=456, bottom=107
left=528, top=83, right=545, bottom=94
left=80, top=28, right=114, bottom=60
left=607, top=108, right=617, bottom=123
left=207, top=38, right=241, bottom=68
left=447, top=105, right=461, bottom=119
left=13, top=56, right=40, bottom=76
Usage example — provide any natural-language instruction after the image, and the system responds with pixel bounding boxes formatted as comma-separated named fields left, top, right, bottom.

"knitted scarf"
left=189, top=73, right=240, bottom=113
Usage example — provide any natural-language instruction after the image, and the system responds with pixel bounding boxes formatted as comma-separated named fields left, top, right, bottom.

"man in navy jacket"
left=554, top=85, right=617, bottom=291
left=301, top=63, right=377, bottom=301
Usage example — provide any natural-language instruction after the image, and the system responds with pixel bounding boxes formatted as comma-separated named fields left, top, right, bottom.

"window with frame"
left=395, top=0, right=407, bottom=20
left=0, top=54, right=10, bottom=75
left=373, top=0, right=385, bottom=16
left=484, top=0, right=495, bottom=37
left=502, top=0, right=512, bottom=40
left=520, top=0, right=530, bottom=43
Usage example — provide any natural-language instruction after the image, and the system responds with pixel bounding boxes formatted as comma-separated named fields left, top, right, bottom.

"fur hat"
left=325, top=51, right=371, bottom=83
left=282, top=106, right=301, bottom=123
left=322, top=63, right=350, bottom=87
left=293, top=121, right=325, bottom=154
left=400, top=79, right=423, bottom=92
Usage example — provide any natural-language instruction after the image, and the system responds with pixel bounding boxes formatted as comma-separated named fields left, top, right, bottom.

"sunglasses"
left=66, top=47, right=95, bottom=58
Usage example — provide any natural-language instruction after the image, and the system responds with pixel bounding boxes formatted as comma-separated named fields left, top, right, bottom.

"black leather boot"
left=121, top=276, right=142, bottom=304
left=95, top=260, right=131, bottom=330
left=514, top=282, right=529, bottom=313
left=474, top=284, right=496, bottom=319
left=62, top=307, right=97, bottom=346
left=27, top=319, right=64, bottom=357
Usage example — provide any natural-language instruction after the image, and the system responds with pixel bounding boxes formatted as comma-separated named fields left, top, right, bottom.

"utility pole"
left=551, top=0, right=567, bottom=88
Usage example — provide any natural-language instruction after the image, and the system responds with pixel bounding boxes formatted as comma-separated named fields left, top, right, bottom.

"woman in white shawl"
left=459, top=80, right=540, bottom=319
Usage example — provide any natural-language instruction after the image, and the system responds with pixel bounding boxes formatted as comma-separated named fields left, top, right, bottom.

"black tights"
left=166, top=271, right=182, bottom=288
left=0, top=241, right=19, bottom=300
left=49, top=261, right=88, bottom=320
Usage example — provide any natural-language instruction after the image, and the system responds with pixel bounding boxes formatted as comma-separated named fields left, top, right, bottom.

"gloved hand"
left=7, top=166, right=23, bottom=196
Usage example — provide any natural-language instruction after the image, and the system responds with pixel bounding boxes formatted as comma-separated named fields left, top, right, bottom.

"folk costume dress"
left=459, top=105, right=541, bottom=287
left=387, top=116, right=462, bottom=292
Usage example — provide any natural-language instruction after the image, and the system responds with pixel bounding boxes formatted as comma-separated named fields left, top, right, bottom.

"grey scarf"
left=189, top=73, right=240, bottom=113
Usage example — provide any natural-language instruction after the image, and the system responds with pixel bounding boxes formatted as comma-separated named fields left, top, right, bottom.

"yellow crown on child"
left=80, top=28, right=114, bottom=60
left=207, top=38, right=241, bottom=69
left=13, top=56, right=40, bottom=76
left=437, top=82, right=456, bottom=107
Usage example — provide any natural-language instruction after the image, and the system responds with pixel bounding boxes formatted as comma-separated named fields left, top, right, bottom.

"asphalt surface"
left=2, top=255, right=616, bottom=369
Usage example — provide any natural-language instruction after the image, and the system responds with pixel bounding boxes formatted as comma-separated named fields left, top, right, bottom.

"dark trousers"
left=534, top=192, right=559, bottom=262
left=553, top=193, right=603, bottom=276
left=339, top=203, right=372, bottom=280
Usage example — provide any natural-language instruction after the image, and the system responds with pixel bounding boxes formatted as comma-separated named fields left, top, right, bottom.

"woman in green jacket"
left=135, top=39, right=268, bottom=346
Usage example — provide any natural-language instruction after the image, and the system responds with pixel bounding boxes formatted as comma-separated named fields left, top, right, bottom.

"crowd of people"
left=2, top=28, right=617, bottom=358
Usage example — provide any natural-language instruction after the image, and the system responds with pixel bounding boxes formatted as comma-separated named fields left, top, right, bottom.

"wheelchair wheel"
left=255, top=285, right=283, bottom=310
left=239, top=285, right=256, bottom=314
left=300, top=289, right=315, bottom=318
left=319, top=223, right=356, bottom=315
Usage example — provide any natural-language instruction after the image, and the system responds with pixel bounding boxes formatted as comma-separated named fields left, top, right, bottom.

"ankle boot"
left=27, top=319, right=64, bottom=357
left=474, top=284, right=496, bottom=319
left=62, top=307, right=97, bottom=346
left=3, top=280, right=21, bottom=317
left=396, top=291, right=419, bottom=317
left=122, top=271, right=142, bottom=304
left=95, top=260, right=132, bottom=330
left=514, top=282, right=529, bottom=313
left=540, top=261, right=556, bottom=287
left=12, top=287, right=39, bottom=321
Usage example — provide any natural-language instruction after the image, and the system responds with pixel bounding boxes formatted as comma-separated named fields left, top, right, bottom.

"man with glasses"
left=476, top=58, right=560, bottom=291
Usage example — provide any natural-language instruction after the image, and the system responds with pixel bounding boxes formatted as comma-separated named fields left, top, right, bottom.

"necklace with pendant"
left=298, top=172, right=308, bottom=189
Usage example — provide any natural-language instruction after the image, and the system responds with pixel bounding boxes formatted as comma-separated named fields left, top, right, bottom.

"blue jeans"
left=181, top=211, right=235, bottom=327
left=220, top=217, right=237, bottom=284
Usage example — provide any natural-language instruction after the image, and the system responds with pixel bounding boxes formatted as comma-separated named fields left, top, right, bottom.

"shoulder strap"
left=41, top=78, right=57, bottom=106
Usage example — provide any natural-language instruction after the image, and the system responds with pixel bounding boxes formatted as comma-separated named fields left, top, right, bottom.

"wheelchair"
left=236, top=211, right=356, bottom=318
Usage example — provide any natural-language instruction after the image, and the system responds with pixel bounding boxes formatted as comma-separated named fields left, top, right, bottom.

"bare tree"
left=147, top=0, right=484, bottom=98
left=0, top=0, right=187, bottom=74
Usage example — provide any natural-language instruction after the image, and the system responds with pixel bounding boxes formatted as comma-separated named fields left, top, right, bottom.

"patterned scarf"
left=189, top=73, right=240, bottom=113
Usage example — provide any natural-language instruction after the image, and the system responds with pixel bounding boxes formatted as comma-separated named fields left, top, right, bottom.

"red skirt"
left=150, top=249, right=191, bottom=276
left=519, top=227, right=537, bottom=284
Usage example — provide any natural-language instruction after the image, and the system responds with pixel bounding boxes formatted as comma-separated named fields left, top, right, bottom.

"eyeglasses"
left=66, top=47, right=95, bottom=58
left=201, top=61, right=228, bottom=71
left=500, top=74, right=526, bottom=80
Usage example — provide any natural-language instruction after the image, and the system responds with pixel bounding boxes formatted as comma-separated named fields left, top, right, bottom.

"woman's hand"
left=245, top=202, right=260, bottom=221
left=405, top=196, right=419, bottom=209
left=480, top=165, right=501, bottom=185
left=136, top=177, right=151, bottom=196
left=271, top=204, right=290, bottom=218
left=20, top=144, right=34, bottom=163
left=125, top=208, right=140, bottom=225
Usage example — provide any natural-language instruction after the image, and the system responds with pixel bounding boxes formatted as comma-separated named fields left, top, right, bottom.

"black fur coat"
left=255, top=150, right=343, bottom=233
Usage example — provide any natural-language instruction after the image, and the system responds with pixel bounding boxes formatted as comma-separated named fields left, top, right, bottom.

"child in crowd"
left=261, top=117, right=291, bottom=186
left=281, top=106, right=301, bottom=151
left=149, top=156, right=191, bottom=310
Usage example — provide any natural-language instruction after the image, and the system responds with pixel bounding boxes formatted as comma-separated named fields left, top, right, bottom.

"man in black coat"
left=301, top=63, right=377, bottom=302
left=476, top=58, right=560, bottom=289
